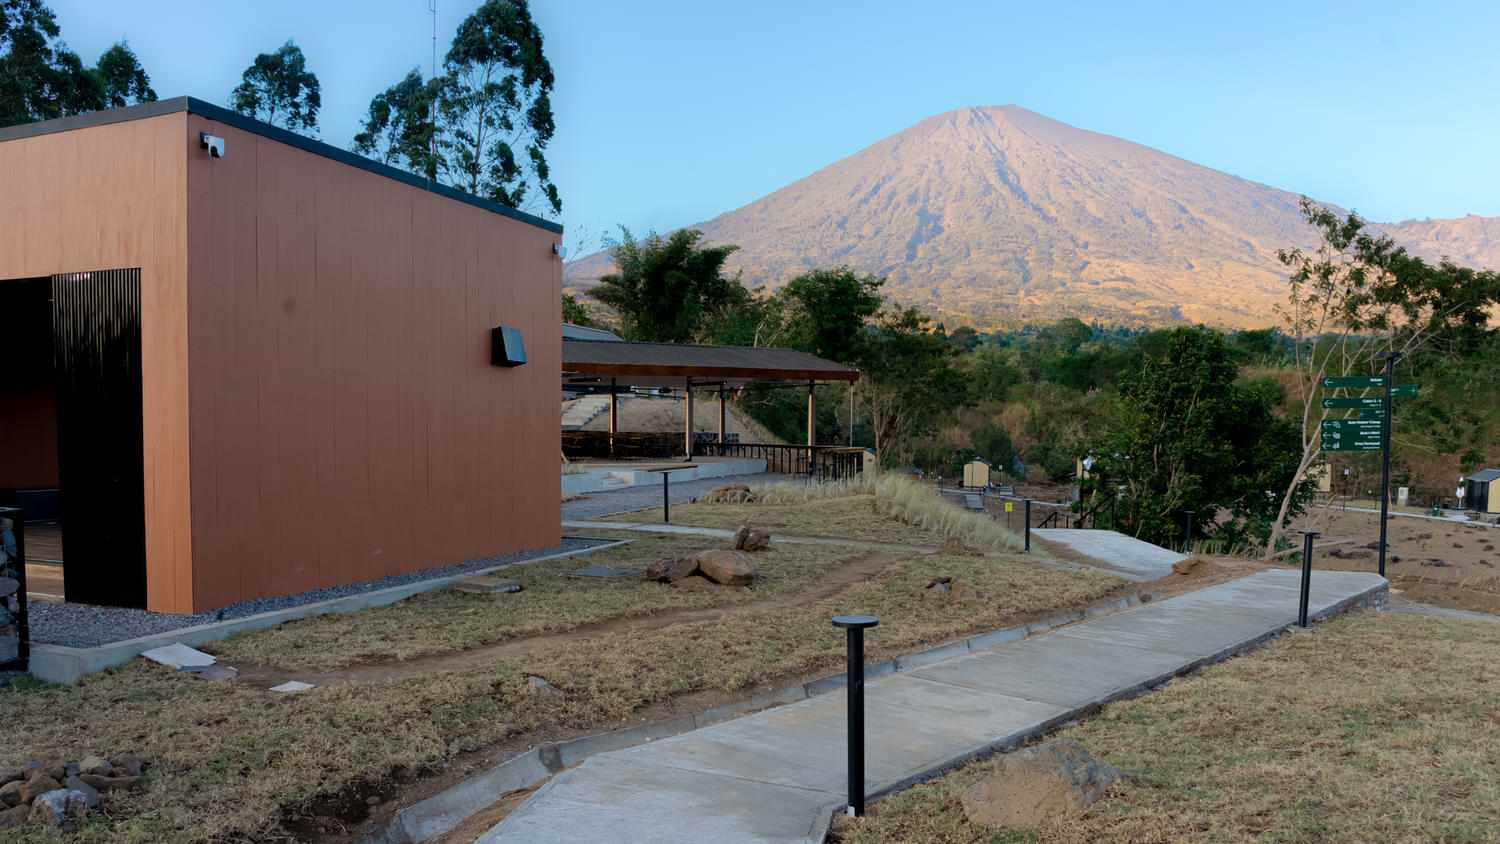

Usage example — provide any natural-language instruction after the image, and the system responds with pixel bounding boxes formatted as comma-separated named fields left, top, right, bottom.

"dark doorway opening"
left=0, top=270, right=147, bottom=608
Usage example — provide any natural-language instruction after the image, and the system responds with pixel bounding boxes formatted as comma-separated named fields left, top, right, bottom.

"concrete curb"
left=357, top=591, right=1143, bottom=844
left=29, top=540, right=631, bottom=685
left=804, top=574, right=1391, bottom=842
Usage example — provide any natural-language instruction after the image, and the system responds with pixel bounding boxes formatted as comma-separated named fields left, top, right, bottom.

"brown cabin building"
left=0, top=98, right=562, bottom=614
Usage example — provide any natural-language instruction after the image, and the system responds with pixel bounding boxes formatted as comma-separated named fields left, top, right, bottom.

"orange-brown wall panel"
left=0, top=115, right=194, bottom=613
left=184, top=115, right=561, bottom=611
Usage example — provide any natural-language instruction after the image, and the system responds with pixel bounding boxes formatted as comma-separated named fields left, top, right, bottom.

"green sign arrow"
left=1356, top=408, right=1387, bottom=420
left=1391, top=384, right=1418, bottom=398
left=1322, top=440, right=1382, bottom=452
left=1323, top=397, right=1383, bottom=409
left=1323, top=375, right=1386, bottom=389
left=1321, top=419, right=1382, bottom=430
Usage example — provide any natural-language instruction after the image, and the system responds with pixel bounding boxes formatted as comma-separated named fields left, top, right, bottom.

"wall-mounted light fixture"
left=552, top=243, right=568, bottom=259
left=200, top=133, right=225, bottom=159
left=491, top=326, right=527, bottom=367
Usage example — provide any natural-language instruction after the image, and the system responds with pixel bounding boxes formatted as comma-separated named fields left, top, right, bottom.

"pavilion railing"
left=693, top=442, right=865, bottom=481
left=562, top=431, right=681, bottom=461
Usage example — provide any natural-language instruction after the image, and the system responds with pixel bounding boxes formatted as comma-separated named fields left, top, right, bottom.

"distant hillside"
left=566, top=106, right=1498, bottom=329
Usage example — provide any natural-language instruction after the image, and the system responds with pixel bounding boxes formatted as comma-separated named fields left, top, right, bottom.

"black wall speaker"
left=491, top=326, right=527, bottom=367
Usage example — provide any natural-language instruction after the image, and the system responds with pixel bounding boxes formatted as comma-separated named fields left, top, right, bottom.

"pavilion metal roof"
left=1467, top=468, right=1500, bottom=483
left=562, top=338, right=858, bottom=388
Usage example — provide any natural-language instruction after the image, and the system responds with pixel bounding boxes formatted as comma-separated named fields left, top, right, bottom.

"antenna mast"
left=427, top=0, right=437, bottom=190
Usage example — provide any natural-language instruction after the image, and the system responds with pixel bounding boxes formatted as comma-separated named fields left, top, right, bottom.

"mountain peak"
left=567, top=110, right=1499, bottom=329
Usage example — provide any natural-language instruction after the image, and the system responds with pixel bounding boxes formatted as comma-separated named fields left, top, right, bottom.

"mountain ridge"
left=566, top=106, right=1500, bottom=329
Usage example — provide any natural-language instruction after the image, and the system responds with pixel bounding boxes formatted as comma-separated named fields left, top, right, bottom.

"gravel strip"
left=562, top=472, right=781, bottom=520
left=29, top=537, right=613, bottom=648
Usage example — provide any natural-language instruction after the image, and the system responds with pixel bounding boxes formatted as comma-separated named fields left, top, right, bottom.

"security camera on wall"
left=200, top=133, right=225, bottom=159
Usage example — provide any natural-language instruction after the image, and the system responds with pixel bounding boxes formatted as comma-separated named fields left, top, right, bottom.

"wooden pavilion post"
left=684, top=378, right=694, bottom=462
left=807, top=381, right=817, bottom=478
left=608, top=377, right=618, bottom=459
left=718, top=385, right=727, bottom=444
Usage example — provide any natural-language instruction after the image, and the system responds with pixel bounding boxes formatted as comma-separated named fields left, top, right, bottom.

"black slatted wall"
left=51, top=269, right=146, bottom=608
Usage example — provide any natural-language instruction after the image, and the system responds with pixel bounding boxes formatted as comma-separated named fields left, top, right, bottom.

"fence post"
left=1183, top=510, right=1195, bottom=555
left=1298, top=530, right=1319, bottom=628
left=662, top=472, right=670, bottom=523
left=832, top=614, right=879, bottom=816
left=1024, top=499, right=1032, bottom=554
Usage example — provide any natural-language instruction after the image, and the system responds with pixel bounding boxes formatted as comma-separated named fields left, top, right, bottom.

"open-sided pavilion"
left=561, top=337, right=863, bottom=477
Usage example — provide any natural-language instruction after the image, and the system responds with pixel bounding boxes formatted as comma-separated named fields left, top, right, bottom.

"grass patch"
left=521, top=552, right=1122, bottom=704
left=0, top=550, right=1117, bottom=843
left=209, top=532, right=857, bottom=672
left=837, top=611, right=1500, bottom=844
left=605, top=472, right=1023, bottom=550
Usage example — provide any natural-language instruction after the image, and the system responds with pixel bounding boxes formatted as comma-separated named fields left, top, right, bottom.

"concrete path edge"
left=357, top=590, right=1150, bottom=844
left=804, top=573, right=1390, bottom=842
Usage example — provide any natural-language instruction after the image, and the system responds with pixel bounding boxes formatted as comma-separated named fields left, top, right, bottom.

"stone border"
left=28, top=541, right=631, bottom=685
left=358, top=591, right=1148, bottom=844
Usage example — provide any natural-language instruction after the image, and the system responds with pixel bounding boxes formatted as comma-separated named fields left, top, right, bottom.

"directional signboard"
left=1322, top=396, right=1383, bottom=409
left=1323, top=375, right=1386, bottom=389
left=1391, top=384, right=1418, bottom=398
left=1321, top=418, right=1382, bottom=451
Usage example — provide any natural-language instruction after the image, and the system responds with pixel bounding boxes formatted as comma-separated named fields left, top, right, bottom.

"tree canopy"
left=1, top=0, right=155, bottom=127
left=354, top=0, right=560, bottom=217
left=590, top=228, right=746, bottom=343
left=1094, top=327, right=1312, bottom=547
left=780, top=267, right=884, bottom=365
left=230, top=39, right=320, bottom=132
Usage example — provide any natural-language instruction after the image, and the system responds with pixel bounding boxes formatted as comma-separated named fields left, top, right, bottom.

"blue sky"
left=48, top=0, right=1500, bottom=247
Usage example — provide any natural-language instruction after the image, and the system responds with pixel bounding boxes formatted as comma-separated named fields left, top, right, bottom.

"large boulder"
left=0, top=780, right=22, bottom=807
left=734, top=525, right=772, bottom=552
left=28, top=788, right=91, bottom=828
left=644, top=556, right=699, bottom=583
left=694, top=550, right=757, bottom=586
left=0, top=803, right=29, bottom=830
left=960, top=741, right=1121, bottom=828
left=19, top=774, right=62, bottom=804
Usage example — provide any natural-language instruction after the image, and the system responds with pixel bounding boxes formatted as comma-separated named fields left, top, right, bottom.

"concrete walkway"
left=1031, top=528, right=1186, bottom=580
left=481, top=569, right=1386, bottom=843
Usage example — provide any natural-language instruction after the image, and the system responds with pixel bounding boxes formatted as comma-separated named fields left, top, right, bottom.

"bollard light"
left=1298, top=530, right=1319, bottom=628
left=832, top=614, right=879, bottom=816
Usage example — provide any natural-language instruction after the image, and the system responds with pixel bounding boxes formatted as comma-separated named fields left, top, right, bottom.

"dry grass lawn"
left=603, top=473, right=1024, bottom=551
left=0, top=549, right=1118, bottom=843
left=837, top=611, right=1500, bottom=844
left=208, top=531, right=857, bottom=672
left=613, top=494, right=952, bottom=545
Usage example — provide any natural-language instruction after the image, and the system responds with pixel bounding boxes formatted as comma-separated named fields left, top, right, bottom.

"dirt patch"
left=236, top=550, right=906, bottom=689
left=428, top=784, right=541, bottom=844
left=1297, top=506, right=1500, bottom=615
